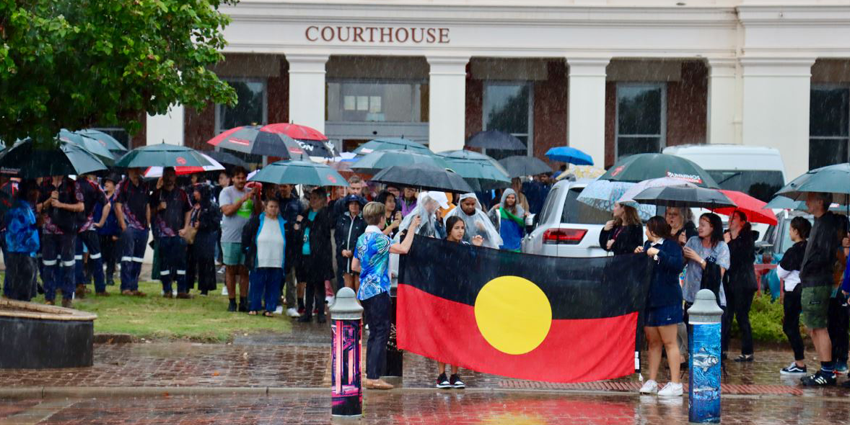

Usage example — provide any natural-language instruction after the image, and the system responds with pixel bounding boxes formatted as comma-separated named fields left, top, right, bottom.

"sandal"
left=248, top=311, right=258, bottom=316
left=264, top=311, right=274, bottom=317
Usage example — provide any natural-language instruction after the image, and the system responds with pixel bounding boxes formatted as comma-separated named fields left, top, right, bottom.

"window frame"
left=482, top=81, right=535, bottom=157
left=809, top=83, right=850, bottom=169
left=326, top=78, right=426, bottom=124
left=614, top=82, right=667, bottom=161
left=214, top=77, right=269, bottom=135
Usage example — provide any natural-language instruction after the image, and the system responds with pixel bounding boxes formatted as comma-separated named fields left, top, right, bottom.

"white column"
left=567, top=58, right=610, bottom=168
left=707, top=58, right=740, bottom=145
left=427, top=56, right=469, bottom=153
left=287, top=54, right=329, bottom=134
left=146, top=105, right=184, bottom=145
left=741, top=58, right=815, bottom=179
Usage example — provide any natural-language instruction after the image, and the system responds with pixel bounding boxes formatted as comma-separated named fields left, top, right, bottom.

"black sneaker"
left=734, top=354, right=754, bottom=363
left=450, top=374, right=465, bottom=389
left=228, top=299, right=237, bottom=312
left=780, top=362, right=807, bottom=375
left=800, top=370, right=837, bottom=386
left=436, top=373, right=451, bottom=389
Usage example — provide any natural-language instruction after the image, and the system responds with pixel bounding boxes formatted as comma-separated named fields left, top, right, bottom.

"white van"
left=662, top=145, right=787, bottom=202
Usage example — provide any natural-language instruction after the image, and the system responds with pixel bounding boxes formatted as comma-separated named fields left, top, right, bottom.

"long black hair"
left=700, top=212, right=724, bottom=247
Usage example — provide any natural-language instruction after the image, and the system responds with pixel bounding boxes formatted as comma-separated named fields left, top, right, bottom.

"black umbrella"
left=370, top=163, right=473, bottom=193
left=498, top=155, right=553, bottom=178
left=205, top=150, right=249, bottom=168
left=0, top=139, right=107, bottom=178
left=631, top=186, right=736, bottom=209
left=466, top=130, right=526, bottom=151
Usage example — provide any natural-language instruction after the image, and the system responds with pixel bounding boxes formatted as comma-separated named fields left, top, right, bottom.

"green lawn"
left=28, top=281, right=291, bottom=342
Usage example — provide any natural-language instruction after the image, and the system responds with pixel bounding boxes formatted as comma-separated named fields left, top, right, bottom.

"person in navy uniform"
left=150, top=167, right=193, bottom=298
left=114, top=168, right=150, bottom=296
left=38, top=176, right=84, bottom=307
left=74, top=173, right=108, bottom=296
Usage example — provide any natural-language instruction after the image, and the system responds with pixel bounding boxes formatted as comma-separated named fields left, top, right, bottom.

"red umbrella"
left=262, top=123, right=327, bottom=141
left=712, top=190, right=778, bottom=226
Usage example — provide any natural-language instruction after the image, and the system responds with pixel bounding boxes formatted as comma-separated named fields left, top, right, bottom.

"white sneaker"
left=286, top=308, right=301, bottom=318
left=273, top=306, right=284, bottom=315
left=639, top=379, right=658, bottom=394
left=658, top=382, right=683, bottom=397
left=325, top=295, right=335, bottom=305
left=221, top=287, right=228, bottom=296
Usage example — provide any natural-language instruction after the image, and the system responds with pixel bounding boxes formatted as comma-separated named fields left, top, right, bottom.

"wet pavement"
left=2, top=392, right=850, bottom=424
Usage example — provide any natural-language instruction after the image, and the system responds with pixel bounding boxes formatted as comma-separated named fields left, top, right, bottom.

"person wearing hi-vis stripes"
left=38, top=175, right=84, bottom=308
left=73, top=173, right=108, bottom=297
left=114, top=168, right=150, bottom=297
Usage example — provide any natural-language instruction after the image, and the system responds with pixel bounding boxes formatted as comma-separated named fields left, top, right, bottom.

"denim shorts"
left=221, top=242, right=245, bottom=266
left=646, top=303, right=684, bottom=327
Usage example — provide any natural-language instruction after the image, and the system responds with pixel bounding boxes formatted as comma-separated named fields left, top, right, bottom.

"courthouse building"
left=140, top=0, right=850, bottom=179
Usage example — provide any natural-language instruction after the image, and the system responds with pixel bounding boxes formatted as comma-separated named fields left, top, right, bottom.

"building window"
left=327, top=80, right=425, bottom=123
left=483, top=82, right=533, bottom=159
left=810, top=86, right=849, bottom=170
left=215, top=79, right=268, bottom=133
left=616, top=83, right=666, bottom=160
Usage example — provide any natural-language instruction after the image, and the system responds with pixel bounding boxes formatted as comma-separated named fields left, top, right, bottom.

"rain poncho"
left=444, top=193, right=502, bottom=249
left=398, top=191, right=448, bottom=239
left=489, top=189, right=525, bottom=251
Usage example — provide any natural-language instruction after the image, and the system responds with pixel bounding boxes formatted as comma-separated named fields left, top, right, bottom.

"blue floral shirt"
left=355, top=226, right=393, bottom=301
left=4, top=200, right=39, bottom=256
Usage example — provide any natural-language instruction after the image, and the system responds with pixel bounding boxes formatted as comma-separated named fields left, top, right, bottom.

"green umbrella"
left=59, top=129, right=116, bottom=164
left=353, top=138, right=431, bottom=156
left=350, top=149, right=451, bottom=175
left=249, top=160, right=349, bottom=187
left=598, top=153, right=719, bottom=188
left=437, top=150, right=511, bottom=191
left=76, top=129, right=128, bottom=153
left=776, top=163, right=850, bottom=205
left=116, top=143, right=215, bottom=169
left=0, top=139, right=107, bottom=178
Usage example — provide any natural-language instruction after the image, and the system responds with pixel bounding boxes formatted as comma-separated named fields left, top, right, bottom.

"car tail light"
left=543, top=228, right=587, bottom=245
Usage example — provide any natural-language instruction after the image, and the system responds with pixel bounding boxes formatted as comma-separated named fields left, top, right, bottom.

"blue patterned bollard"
left=330, top=287, right=363, bottom=417
left=688, top=289, right=723, bottom=423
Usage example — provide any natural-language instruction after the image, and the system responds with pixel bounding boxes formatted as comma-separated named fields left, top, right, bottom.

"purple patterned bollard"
left=330, top=287, right=363, bottom=417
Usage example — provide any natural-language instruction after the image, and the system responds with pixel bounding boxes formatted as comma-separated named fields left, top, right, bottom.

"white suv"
left=522, top=179, right=612, bottom=258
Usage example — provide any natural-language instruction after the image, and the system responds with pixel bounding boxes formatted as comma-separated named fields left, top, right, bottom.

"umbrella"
left=0, top=139, right=107, bottom=178
left=556, top=165, right=607, bottom=181
left=711, top=190, right=778, bottom=226
left=598, top=153, right=719, bottom=188
left=576, top=179, right=658, bottom=221
left=617, top=177, right=698, bottom=216
left=466, top=130, right=526, bottom=151
left=776, top=163, right=850, bottom=205
left=248, top=160, right=348, bottom=187
left=207, top=125, right=297, bottom=158
left=262, top=123, right=328, bottom=141
left=370, top=163, right=474, bottom=193
left=353, top=138, right=430, bottom=156
left=631, top=186, right=736, bottom=209
left=58, top=129, right=116, bottom=164
left=288, top=138, right=334, bottom=159
left=116, top=144, right=217, bottom=169
left=497, top=155, right=553, bottom=178
left=437, top=150, right=511, bottom=191
left=144, top=153, right=226, bottom=178
left=204, top=150, right=249, bottom=168
left=545, top=146, right=594, bottom=166
left=351, top=149, right=451, bottom=175
left=763, top=195, right=804, bottom=210
left=75, top=129, right=128, bottom=153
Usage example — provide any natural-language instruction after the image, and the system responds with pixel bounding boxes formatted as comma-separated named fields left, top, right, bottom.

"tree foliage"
left=0, top=0, right=237, bottom=144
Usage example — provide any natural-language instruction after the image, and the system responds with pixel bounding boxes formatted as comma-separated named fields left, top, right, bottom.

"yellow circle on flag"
left=474, top=276, right=552, bottom=355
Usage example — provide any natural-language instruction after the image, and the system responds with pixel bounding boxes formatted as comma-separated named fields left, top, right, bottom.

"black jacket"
left=294, top=207, right=334, bottom=279
left=801, top=211, right=846, bottom=287
left=599, top=224, right=644, bottom=256
left=725, top=228, right=758, bottom=293
left=674, top=222, right=698, bottom=246
left=334, top=212, right=367, bottom=274
left=190, top=185, right=222, bottom=254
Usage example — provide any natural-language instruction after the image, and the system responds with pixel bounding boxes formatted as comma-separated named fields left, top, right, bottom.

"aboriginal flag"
left=397, top=236, right=653, bottom=383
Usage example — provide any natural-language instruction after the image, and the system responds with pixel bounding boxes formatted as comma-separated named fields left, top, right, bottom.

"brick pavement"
left=3, top=392, right=850, bottom=425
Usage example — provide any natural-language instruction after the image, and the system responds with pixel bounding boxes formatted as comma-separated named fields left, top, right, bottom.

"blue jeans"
left=120, top=227, right=148, bottom=292
left=42, top=233, right=76, bottom=301
left=249, top=268, right=282, bottom=313
left=75, top=230, right=105, bottom=293
left=158, top=236, right=188, bottom=294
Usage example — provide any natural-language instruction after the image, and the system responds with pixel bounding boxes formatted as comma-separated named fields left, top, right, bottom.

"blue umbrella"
left=545, top=147, right=594, bottom=166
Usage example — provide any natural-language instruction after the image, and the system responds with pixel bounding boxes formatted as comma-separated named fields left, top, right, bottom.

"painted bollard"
left=330, top=287, right=363, bottom=417
left=687, top=289, right=723, bottom=424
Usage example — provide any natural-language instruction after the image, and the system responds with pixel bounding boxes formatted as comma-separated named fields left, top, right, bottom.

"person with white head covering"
left=444, top=193, right=502, bottom=249
left=488, top=188, right=527, bottom=252
left=398, top=191, right=449, bottom=239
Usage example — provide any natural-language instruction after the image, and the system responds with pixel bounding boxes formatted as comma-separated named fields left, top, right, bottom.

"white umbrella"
left=143, top=153, right=225, bottom=178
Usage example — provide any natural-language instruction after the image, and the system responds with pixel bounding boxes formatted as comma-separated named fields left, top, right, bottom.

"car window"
left=539, top=186, right=560, bottom=224
left=561, top=188, right=611, bottom=224
left=706, top=170, right=785, bottom=203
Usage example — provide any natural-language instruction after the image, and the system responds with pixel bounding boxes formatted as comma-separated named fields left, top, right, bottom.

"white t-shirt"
left=256, top=217, right=284, bottom=268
